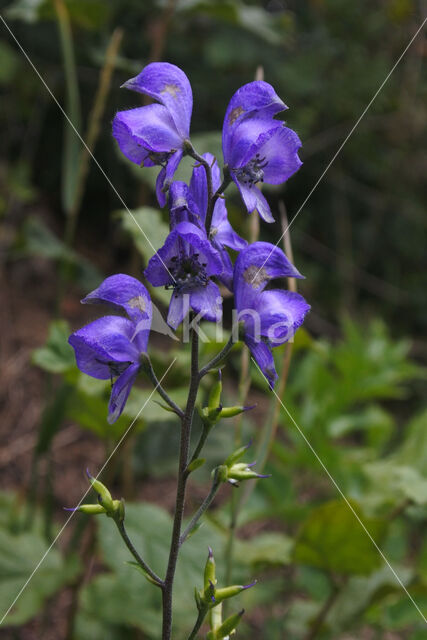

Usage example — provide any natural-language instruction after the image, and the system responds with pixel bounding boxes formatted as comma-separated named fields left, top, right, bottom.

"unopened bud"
left=219, top=404, right=256, bottom=419
left=216, top=609, right=245, bottom=638
left=86, top=469, right=114, bottom=512
left=208, top=371, right=222, bottom=411
left=204, top=547, right=216, bottom=593
left=64, top=504, right=106, bottom=515
left=213, top=581, right=256, bottom=605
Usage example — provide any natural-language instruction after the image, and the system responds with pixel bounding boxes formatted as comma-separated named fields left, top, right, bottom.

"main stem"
left=162, top=328, right=200, bottom=640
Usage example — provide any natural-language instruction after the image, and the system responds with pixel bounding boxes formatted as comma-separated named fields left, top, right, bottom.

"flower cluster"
left=69, top=62, right=310, bottom=422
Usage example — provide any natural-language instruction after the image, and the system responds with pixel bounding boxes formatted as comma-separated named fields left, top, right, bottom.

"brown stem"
left=162, top=328, right=200, bottom=639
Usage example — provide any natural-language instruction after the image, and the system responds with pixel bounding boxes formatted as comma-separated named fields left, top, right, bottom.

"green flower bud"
left=208, top=371, right=222, bottom=411
left=206, top=632, right=216, bottom=640
left=204, top=547, right=216, bottom=593
left=209, top=602, right=223, bottom=632
left=219, top=405, right=254, bottom=419
left=212, top=581, right=256, bottom=605
left=86, top=469, right=114, bottom=512
left=74, top=504, right=106, bottom=515
left=216, top=609, right=245, bottom=638
left=224, top=442, right=251, bottom=467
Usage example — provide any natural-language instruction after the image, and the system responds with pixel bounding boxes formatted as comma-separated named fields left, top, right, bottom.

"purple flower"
left=68, top=275, right=152, bottom=423
left=112, top=62, right=192, bottom=207
left=222, top=81, right=302, bottom=222
left=144, top=221, right=223, bottom=330
left=233, top=242, right=310, bottom=387
left=167, top=155, right=247, bottom=289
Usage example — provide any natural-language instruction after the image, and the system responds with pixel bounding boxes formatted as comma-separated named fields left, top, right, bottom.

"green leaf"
left=235, top=532, right=293, bottom=568
left=32, top=320, right=75, bottom=373
left=0, top=527, right=80, bottom=625
left=293, top=499, right=387, bottom=576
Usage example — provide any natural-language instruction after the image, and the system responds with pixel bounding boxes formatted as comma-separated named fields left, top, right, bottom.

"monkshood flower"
left=145, top=221, right=223, bottom=329
left=168, top=156, right=247, bottom=289
left=233, top=242, right=310, bottom=387
left=112, top=62, right=192, bottom=206
left=68, top=274, right=152, bottom=423
left=222, top=81, right=302, bottom=222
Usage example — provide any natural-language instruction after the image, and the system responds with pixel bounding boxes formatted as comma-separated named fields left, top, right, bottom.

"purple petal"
left=82, top=275, right=152, bottom=326
left=255, top=126, right=302, bottom=185
left=173, top=222, right=224, bottom=276
left=189, top=152, right=222, bottom=222
left=223, top=81, right=287, bottom=162
left=169, top=180, right=202, bottom=227
left=108, top=362, right=140, bottom=423
left=113, top=104, right=182, bottom=165
left=121, top=62, right=192, bottom=139
left=255, top=290, right=310, bottom=345
left=213, top=217, right=247, bottom=252
left=156, top=149, right=183, bottom=207
left=190, top=281, right=222, bottom=322
left=234, top=241, right=304, bottom=308
left=245, top=336, right=277, bottom=388
left=215, top=247, right=234, bottom=291
left=226, top=119, right=282, bottom=170
left=68, top=316, right=140, bottom=379
left=234, top=179, right=274, bottom=223
left=144, top=230, right=180, bottom=287
left=167, top=291, right=191, bottom=329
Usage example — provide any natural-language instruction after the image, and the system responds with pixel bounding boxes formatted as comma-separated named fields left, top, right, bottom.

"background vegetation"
left=0, top=1, right=426, bottom=638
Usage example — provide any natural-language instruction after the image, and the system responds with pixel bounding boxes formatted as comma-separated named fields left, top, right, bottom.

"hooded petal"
left=234, top=179, right=274, bottom=223
left=255, top=290, right=310, bottom=344
left=113, top=104, right=182, bottom=164
left=82, top=275, right=152, bottom=327
left=223, top=81, right=287, bottom=162
left=244, top=335, right=277, bottom=388
left=121, top=62, right=192, bottom=139
left=69, top=316, right=140, bottom=380
left=190, top=280, right=222, bottom=322
left=108, top=362, right=140, bottom=424
left=233, top=242, right=304, bottom=309
left=156, top=149, right=183, bottom=207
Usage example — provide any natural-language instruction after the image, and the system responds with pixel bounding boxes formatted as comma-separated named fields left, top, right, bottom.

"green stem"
left=199, top=335, right=235, bottom=379
left=187, top=605, right=209, bottom=640
left=180, top=473, right=221, bottom=545
left=162, top=328, right=200, bottom=640
left=115, top=519, right=163, bottom=587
